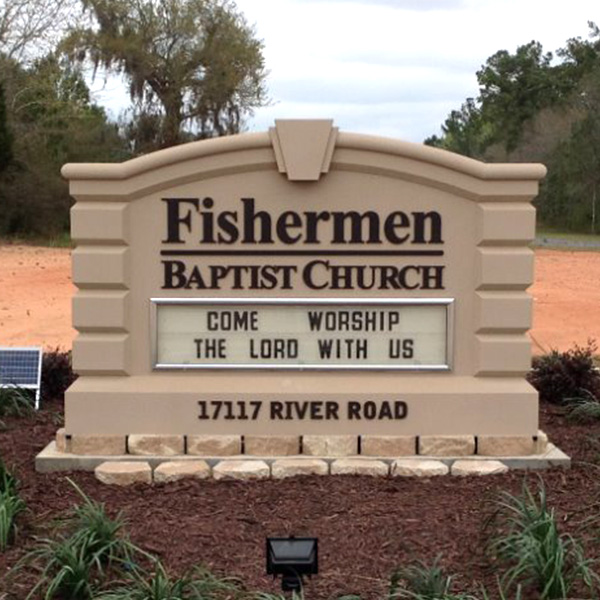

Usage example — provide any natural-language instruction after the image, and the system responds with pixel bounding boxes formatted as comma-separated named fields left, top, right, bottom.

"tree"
left=0, top=54, right=127, bottom=237
left=64, top=0, right=268, bottom=150
left=476, top=41, right=572, bottom=153
left=424, top=98, right=492, bottom=159
left=538, top=67, right=600, bottom=232
left=0, top=81, right=12, bottom=171
left=0, top=0, right=81, bottom=62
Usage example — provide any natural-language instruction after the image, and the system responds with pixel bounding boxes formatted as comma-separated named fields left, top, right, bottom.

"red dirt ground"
left=0, top=244, right=598, bottom=353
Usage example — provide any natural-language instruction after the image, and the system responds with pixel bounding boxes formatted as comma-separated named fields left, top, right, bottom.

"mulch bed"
left=1, top=399, right=599, bottom=599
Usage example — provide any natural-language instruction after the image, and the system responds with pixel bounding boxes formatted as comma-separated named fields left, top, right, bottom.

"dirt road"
left=0, top=245, right=598, bottom=353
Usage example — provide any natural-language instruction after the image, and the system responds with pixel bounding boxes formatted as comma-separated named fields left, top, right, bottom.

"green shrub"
left=489, top=477, right=597, bottom=599
left=527, top=340, right=600, bottom=404
left=42, top=349, right=77, bottom=402
left=0, top=459, right=25, bottom=552
left=95, top=561, right=241, bottom=600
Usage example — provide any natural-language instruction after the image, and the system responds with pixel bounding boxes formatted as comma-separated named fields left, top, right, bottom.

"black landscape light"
left=266, top=536, right=318, bottom=592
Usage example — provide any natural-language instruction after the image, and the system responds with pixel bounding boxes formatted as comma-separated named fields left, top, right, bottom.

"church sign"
left=41, top=120, right=557, bottom=467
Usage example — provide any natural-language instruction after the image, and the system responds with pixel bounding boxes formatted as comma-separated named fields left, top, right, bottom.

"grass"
left=535, top=226, right=600, bottom=243
left=533, top=226, right=600, bottom=251
left=489, top=477, right=597, bottom=599
left=0, top=233, right=73, bottom=248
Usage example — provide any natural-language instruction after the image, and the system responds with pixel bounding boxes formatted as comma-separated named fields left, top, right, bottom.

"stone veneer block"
left=154, top=461, right=211, bottom=483
left=361, top=435, right=416, bottom=457
left=331, top=459, right=389, bottom=476
left=477, top=435, right=537, bottom=456
left=451, top=460, right=509, bottom=476
left=187, top=435, right=241, bottom=456
left=213, top=460, right=270, bottom=481
left=392, top=460, right=449, bottom=477
left=271, top=459, right=329, bottom=479
left=56, top=428, right=68, bottom=453
left=302, top=435, right=357, bottom=456
left=419, top=435, right=475, bottom=457
left=245, top=435, right=300, bottom=456
left=128, top=435, right=184, bottom=456
left=95, top=461, right=152, bottom=485
left=70, top=435, right=126, bottom=456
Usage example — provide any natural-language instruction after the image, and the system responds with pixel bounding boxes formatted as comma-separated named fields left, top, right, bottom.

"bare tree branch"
left=0, top=0, right=83, bottom=62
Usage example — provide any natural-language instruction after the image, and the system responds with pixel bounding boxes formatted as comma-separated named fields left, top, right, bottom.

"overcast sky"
left=92, top=0, right=599, bottom=143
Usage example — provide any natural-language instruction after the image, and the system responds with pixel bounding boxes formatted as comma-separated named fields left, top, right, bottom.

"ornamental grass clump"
left=389, top=557, right=477, bottom=600
left=26, top=535, right=99, bottom=600
left=489, top=477, right=597, bottom=599
left=24, top=480, right=143, bottom=599
left=0, top=459, right=25, bottom=551
left=95, top=561, right=241, bottom=600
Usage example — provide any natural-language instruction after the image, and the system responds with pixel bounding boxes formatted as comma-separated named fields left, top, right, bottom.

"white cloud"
left=93, top=0, right=600, bottom=143
left=291, top=0, right=466, bottom=10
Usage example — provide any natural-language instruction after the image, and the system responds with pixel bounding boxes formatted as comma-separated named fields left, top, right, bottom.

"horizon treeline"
left=2, top=4, right=599, bottom=239
left=427, top=21, right=600, bottom=233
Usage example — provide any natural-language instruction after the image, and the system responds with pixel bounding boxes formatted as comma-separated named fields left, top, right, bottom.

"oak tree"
left=65, top=0, right=268, bottom=150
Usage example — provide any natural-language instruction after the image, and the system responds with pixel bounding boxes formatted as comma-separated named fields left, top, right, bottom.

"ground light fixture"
left=266, top=536, right=319, bottom=592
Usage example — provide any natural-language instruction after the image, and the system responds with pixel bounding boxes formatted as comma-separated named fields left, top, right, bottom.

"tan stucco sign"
left=60, top=119, right=546, bottom=443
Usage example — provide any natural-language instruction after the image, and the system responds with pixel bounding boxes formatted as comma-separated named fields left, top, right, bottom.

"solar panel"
left=0, top=347, right=42, bottom=409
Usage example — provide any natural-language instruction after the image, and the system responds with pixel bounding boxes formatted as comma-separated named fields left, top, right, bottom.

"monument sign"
left=41, top=120, right=558, bottom=468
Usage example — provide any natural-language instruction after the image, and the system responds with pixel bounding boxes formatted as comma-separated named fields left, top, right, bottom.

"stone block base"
left=38, top=427, right=566, bottom=479
left=55, top=431, right=549, bottom=459
left=271, top=459, right=328, bottom=478
left=95, top=462, right=152, bottom=485
left=213, top=460, right=270, bottom=481
left=37, top=439, right=571, bottom=481
left=154, top=461, right=211, bottom=482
